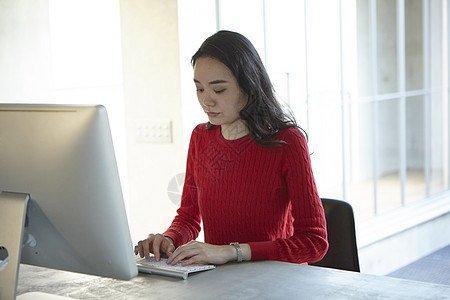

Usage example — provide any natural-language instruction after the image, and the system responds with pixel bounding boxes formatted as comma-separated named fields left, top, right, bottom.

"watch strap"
left=230, top=242, right=243, bottom=263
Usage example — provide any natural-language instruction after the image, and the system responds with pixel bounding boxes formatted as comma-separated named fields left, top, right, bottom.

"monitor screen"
left=0, top=104, right=138, bottom=280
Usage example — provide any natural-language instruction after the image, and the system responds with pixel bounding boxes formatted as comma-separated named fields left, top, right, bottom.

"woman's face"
left=193, top=57, right=248, bottom=139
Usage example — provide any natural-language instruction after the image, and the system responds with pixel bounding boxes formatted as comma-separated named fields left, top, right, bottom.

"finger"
left=136, top=240, right=145, bottom=258
left=134, top=244, right=144, bottom=257
left=180, top=255, right=203, bottom=266
left=152, top=234, right=164, bottom=261
left=168, top=243, right=199, bottom=265
left=166, top=245, right=182, bottom=264
left=142, top=238, right=152, bottom=259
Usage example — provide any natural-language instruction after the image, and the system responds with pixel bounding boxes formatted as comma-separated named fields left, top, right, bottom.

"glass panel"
left=429, top=0, right=443, bottom=92
left=377, top=0, right=398, bottom=95
left=301, top=0, right=343, bottom=201
left=264, top=0, right=307, bottom=121
left=430, top=92, right=446, bottom=195
left=405, top=0, right=423, bottom=91
left=218, top=0, right=265, bottom=59
left=308, top=94, right=344, bottom=201
left=405, top=96, right=426, bottom=204
left=347, top=101, right=376, bottom=220
left=304, top=0, right=341, bottom=95
left=377, top=98, right=402, bottom=214
left=428, top=0, right=446, bottom=195
left=356, top=0, right=374, bottom=98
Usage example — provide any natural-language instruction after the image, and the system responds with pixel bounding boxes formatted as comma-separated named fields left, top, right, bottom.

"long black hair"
left=191, top=30, right=305, bottom=146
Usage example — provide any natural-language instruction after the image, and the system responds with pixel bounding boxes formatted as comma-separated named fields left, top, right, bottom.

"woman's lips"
left=206, top=112, right=220, bottom=117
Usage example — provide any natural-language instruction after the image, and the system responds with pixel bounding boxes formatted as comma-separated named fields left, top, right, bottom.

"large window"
left=352, top=0, right=448, bottom=219
left=178, top=0, right=449, bottom=222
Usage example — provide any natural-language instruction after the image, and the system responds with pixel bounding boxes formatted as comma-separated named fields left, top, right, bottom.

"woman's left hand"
left=166, top=240, right=236, bottom=266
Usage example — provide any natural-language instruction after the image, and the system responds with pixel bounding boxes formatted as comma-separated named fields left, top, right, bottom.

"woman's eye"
left=196, top=88, right=204, bottom=93
left=214, top=89, right=225, bottom=94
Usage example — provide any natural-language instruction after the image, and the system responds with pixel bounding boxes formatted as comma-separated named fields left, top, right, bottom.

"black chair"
left=310, top=198, right=360, bottom=272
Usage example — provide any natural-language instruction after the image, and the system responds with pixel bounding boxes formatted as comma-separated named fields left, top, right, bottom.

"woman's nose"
left=201, top=92, right=215, bottom=107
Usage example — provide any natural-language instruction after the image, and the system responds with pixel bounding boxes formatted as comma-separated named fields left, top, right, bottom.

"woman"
left=135, top=30, right=328, bottom=266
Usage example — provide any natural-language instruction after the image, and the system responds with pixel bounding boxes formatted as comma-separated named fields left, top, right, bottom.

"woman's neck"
left=221, top=120, right=249, bottom=140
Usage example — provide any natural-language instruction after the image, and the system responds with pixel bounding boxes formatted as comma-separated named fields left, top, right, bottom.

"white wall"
left=0, top=0, right=53, bottom=101
left=120, top=0, right=184, bottom=244
left=0, top=0, right=184, bottom=245
left=0, top=0, right=129, bottom=192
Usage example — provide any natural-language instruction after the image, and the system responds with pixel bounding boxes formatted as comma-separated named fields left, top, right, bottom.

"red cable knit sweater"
left=164, top=124, right=328, bottom=264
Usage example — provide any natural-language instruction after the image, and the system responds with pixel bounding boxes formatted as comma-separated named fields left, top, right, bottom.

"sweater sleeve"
left=248, top=129, right=328, bottom=263
left=163, top=126, right=202, bottom=247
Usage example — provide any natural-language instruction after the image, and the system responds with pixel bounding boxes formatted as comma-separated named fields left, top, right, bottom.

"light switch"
left=135, top=120, right=172, bottom=143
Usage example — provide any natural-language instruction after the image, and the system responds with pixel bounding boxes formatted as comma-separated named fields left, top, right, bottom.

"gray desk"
left=17, top=261, right=450, bottom=299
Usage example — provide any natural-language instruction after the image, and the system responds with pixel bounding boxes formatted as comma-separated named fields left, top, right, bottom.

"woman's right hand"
left=134, top=233, right=175, bottom=261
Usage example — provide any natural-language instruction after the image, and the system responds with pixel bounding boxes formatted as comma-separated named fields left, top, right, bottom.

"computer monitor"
left=0, top=104, right=138, bottom=292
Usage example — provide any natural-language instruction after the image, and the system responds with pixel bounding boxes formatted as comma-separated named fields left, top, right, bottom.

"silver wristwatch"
left=230, top=242, right=243, bottom=263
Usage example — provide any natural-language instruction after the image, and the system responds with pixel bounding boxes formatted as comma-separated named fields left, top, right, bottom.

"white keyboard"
left=136, top=256, right=215, bottom=280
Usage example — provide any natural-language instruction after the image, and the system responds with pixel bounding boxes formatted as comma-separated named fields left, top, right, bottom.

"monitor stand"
left=0, top=192, right=73, bottom=300
left=0, top=191, right=29, bottom=300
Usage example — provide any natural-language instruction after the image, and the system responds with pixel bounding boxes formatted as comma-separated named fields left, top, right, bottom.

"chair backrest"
left=310, top=198, right=360, bottom=272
